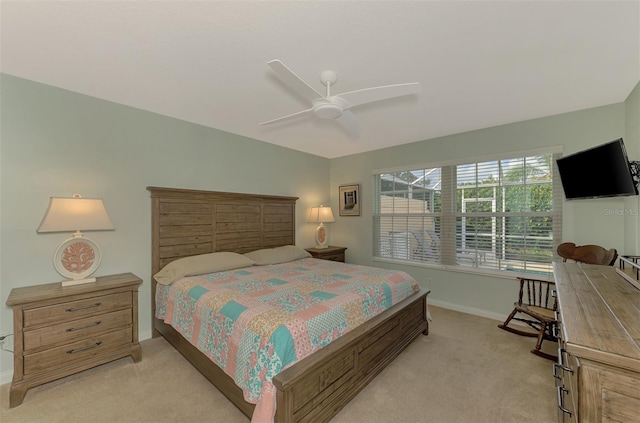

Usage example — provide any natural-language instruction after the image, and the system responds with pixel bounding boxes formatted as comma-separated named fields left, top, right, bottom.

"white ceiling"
left=2, top=1, right=639, bottom=159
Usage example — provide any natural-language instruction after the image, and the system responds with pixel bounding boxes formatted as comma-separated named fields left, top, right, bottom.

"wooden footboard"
left=273, top=289, right=429, bottom=423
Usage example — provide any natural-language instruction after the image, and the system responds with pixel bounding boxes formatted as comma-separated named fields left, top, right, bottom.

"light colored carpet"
left=0, top=306, right=556, bottom=422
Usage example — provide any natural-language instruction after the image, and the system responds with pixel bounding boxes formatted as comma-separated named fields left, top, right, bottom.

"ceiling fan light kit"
left=312, top=97, right=350, bottom=119
left=260, top=59, right=420, bottom=136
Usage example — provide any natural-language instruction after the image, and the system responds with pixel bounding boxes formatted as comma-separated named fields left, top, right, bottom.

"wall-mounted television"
left=556, top=138, right=638, bottom=200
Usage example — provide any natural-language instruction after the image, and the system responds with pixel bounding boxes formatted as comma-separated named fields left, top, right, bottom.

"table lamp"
left=37, top=194, right=115, bottom=286
left=307, top=205, right=335, bottom=249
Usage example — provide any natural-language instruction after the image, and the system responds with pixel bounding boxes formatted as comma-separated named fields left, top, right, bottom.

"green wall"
left=0, top=74, right=330, bottom=382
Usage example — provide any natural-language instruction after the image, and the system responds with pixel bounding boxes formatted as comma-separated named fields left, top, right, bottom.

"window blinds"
left=373, top=151, right=562, bottom=276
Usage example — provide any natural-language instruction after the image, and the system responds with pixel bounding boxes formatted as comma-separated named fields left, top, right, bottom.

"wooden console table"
left=553, top=262, right=640, bottom=422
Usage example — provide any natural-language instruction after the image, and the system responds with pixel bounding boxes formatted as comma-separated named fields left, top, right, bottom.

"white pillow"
left=153, top=252, right=255, bottom=285
left=244, top=245, right=311, bottom=265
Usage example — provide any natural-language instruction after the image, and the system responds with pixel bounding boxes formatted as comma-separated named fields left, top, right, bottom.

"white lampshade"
left=307, top=206, right=335, bottom=224
left=37, top=195, right=114, bottom=287
left=38, top=196, right=114, bottom=233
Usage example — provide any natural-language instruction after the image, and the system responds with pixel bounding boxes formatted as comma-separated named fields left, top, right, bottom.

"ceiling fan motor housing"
left=314, top=103, right=342, bottom=119
left=312, top=97, right=350, bottom=119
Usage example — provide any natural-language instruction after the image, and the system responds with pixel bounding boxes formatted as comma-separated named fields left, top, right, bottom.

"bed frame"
left=148, top=186, right=429, bottom=422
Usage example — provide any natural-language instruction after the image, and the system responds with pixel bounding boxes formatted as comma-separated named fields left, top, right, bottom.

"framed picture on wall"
left=339, top=184, right=360, bottom=216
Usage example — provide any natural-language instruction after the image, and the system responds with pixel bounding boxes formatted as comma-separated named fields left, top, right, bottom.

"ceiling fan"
left=260, top=59, right=421, bottom=136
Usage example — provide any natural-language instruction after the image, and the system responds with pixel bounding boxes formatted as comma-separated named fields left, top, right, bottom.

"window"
left=373, top=151, right=562, bottom=276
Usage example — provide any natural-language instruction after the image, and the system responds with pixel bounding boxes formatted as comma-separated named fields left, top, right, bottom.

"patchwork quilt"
left=156, top=257, right=420, bottom=422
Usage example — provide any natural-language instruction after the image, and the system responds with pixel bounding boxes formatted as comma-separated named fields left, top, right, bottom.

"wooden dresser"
left=6, top=273, right=142, bottom=407
left=553, top=262, right=640, bottom=422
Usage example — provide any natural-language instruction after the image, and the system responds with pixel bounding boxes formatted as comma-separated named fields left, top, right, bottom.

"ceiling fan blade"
left=338, top=82, right=421, bottom=108
left=268, top=60, right=324, bottom=102
left=336, top=110, right=360, bottom=137
left=259, top=108, right=313, bottom=126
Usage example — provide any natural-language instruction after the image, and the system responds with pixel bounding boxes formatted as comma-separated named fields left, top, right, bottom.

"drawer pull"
left=66, top=321, right=102, bottom=332
left=557, top=386, right=573, bottom=417
left=552, top=363, right=563, bottom=381
left=66, top=302, right=102, bottom=312
left=66, top=341, right=102, bottom=354
left=557, top=348, right=573, bottom=373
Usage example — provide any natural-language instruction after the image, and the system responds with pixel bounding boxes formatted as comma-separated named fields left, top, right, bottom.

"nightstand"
left=6, top=273, right=142, bottom=407
left=305, top=246, right=347, bottom=262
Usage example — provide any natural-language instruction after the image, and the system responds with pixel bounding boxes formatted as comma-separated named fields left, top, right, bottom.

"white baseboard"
left=428, top=298, right=506, bottom=322
left=139, top=329, right=153, bottom=342
left=1, top=369, right=12, bottom=386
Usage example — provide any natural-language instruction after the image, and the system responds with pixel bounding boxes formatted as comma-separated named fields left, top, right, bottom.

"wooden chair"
left=499, top=242, right=617, bottom=360
left=557, top=242, right=618, bottom=266
left=498, top=277, right=558, bottom=360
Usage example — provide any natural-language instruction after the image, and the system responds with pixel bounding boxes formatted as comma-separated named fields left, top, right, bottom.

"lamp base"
left=62, top=277, right=97, bottom=287
left=315, top=223, right=329, bottom=249
left=53, top=234, right=102, bottom=287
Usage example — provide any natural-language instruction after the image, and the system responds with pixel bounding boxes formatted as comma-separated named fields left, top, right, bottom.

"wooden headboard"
left=147, top=186, right=299, bottom=275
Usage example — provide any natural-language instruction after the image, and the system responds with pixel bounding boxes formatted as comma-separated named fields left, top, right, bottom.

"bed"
left=148, top=186, right=429, bottom=422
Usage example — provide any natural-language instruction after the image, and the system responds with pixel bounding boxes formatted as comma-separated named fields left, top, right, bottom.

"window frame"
left=372, top=146, right=563, bottom=278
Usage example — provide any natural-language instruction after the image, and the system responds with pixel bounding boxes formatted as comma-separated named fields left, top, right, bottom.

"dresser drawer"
left=321, top=252, right=345, bottom=262
left=23, top=292, right=132, bottom=328
left=24, top=327, right=133, bottom=375
left=24, top=309, right=132, bottom=351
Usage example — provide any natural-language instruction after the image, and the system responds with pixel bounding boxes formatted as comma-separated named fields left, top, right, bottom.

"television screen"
left=556, top=138, right=638, bottom=200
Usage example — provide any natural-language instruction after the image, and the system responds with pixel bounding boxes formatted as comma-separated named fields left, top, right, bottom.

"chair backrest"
left=557, top=242, right=618, bottom=266
left=518, top=277, right=556, bottom=310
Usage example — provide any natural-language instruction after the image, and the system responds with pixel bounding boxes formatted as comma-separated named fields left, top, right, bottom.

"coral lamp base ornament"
left=315, top=223, right=329, bottom=249
left=53, top=232, right=102, bottom=287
